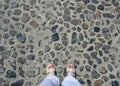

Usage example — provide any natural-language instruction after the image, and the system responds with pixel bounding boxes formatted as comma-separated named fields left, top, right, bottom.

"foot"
left=67, top=64, right=75, bottom=76
left=46, top=64, right=55, bottom=76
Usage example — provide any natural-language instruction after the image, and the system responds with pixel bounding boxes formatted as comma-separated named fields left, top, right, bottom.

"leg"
left=61, top=75, right=81, bottom=86
left=38, top=64, right=60, bottom=86
left=39, top=75, right=60, bottom=86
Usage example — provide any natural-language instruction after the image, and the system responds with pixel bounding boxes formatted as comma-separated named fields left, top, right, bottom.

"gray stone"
left=16, top=33, right=26, bottom=43
left=18, top=66, right=25, bottom=77
left=0, top=46, right=5, bottom=51
left=3, top=19, right=10, bottom=24
left=96, top=58, right=102, bottom=64
left=54, top=43, right=63, bottom=50
left=30, top=10, right=36, bottom=17
left=71, top=32, right=77, bottom=44
left=97, top=4, right=104, bottom=10
left=71, top=19, right=81, bottom=25
left=11, top=2, right=19, bottom=8
left=12, top=52, right=17, bottom=58
left=95, top=42, right=102, bottom=50
left=45, top=11, right=54, bottom=20
left=117, top=71, right=120, bottom=78
left=99, top=67, right=107, bottom=74
left=102, top=45, right=110, bottom=54
left=29, top=0, right=36, bottom=6
left=57, top=67, right=63, bottom=74
left=82, top=41, right=88, bottom=48
left=29, top=20, right=38, bottom=28
left=92, top=70, right=100, bottom=79
left=1, top=51, right=11, bottom=59
left=17, top=57, right=26, bottom=64
left=9, top=30, right=17, bottom=36
left=103, top=56, right=109, bottom=62
left=82, top=23, right=88, bottom=30
left=103, top=13, right=115, bottom=18
left=98, top=50, right=103, bottom=56
left=3, top=33, right=9, bottom=39
left=64, top=8, right=70, bottom=15
left=87, top=46, right=94, bottom=51
left=83, top=53, right=90, bottom=60
left=0, top=78, right=9, bottom=86
left=21, top=13, right=30, bottom=23
left=44, top=45, right=51, bottom=52
left=12, top=17, right=19, bottom=21
left=79, top=78, right=85, bottom=84
left=23, top=4, right=29, bottom=11
left=62, top=33, right=68, bottom=46
left=9, top=60, right=16, bottom=70
left=102, top=28, right=109, bottom=33
left=38, top=51, right=44, bottom=56
left=51, top=25, right=58, bottom=33
left=79, top=66, right=84, bottom=72
left=52, top=33, right=59, bottom=41
left=94, top=79, right=103, bottom=86
left=65, top=51, right=71, bottom=59
left=53, top=58, right=59, bottom=66
left=87, top=4, right=96, bottom=12
left=0, top=58, right=4, bottom=65
left=6, top=70, right=16, bottom=78
left=91, top=0, right=98, bottom=4
left=102, top=76, right=109, bottom=82
left=11, top=79, right=24, bottom=86
left=13, top=9, right=21, bottom=15
left=78, top=33, right=84, bottom=41
left=0, top=66, right=6, bottom=74
left=109, top=74, right=116, bottom=79
left=27, top=54, right=35, bottom=60
left=82, top=0, right=90, bottom=4
left=26, top=70, right=36, bottom=77
left=85, top=65, right=91, bottom=72
left=63, top=15, right=71, bottom=21
left=111, top=80, right=119, bottom=86
left=108, top=64, right=113, bottom=72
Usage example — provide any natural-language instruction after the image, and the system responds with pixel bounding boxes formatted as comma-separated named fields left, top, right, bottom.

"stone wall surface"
left=0, top=0, right=120, bottom=86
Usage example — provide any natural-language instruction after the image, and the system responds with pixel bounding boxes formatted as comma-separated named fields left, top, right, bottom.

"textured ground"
left=0, top=0, right=120, bottom=86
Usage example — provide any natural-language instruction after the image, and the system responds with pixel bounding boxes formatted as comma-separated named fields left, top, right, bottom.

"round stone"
left=97, top=4, right=104, bottom=10
left=82, top=23, right=88, bottom=30
left=23, top=4, right=29, bottom=11
left=111, top=80, right=119, bottom=86
left=71, top=19, right=81, bottom=25
left=18, top=66, right=25, bottom=77
left=21, top=13, right=30, bottom=23
left=62, top=33, right=68, bottom=46
left=79, top=78, right=85, bottom=84
left=54, top=43, right=63, bottom=50
left=99, top=67, right=107, bottom=74
left=1, top=51, right=11, bottom=59
left=87, top=46, right=94, bottom=51
left=3, top=33, right=9, bottom=39
left=71, top=32, right=77, bottom=44
left=17, top=57, right=26, bottom=64
left=102, top=45, right=110, bottom=54
left=87, top=79, right=92, bottom=85
left=63, top=15, right=71, bottom=21
left=27, top=54, right=35, bottom=60
left=96, top=58, right=102, bottom=64
left=108, top=64, right=113, bottom=72
left=0, top=66, right=6, bottom=74
left=44, top=45, right=51, bottom=52
left=102, top=76, right=109, bottom=82
left=82, top=0, right=90, bottom=4
left=83, top=53, right=90, bottom=60
left=92, top=70, right=100, bottom=79
left=51, top=25, right=58, bottom=33
left=94, top=27, right=100, bottom=32
left=9, top=30, right=17, bottom=36
left=3, top=19, right=10, bottom=24
left=98, top=50, right=103, bottom=56
left=94, top=79, right=103, bottom=86
left=87, top=4, right=96, bottom=12
left=79, top=66, right=84, bottom=72
left=109, top=74, right=116, bottom=79
left=85, top=65, right=91, bottom=72
left=53, top=58, right=59, bottom=66
left=64, top=8, right=70, bottom=15
left=29, top=20, right=38, bottom=28
left=91, top=51, right=97, bottom=58
left=16, top=33, right=26, bottom=43
left=82, top=41, right=88, bottom=48
left=13, top=9, right=21, bottom=15
left=6, top=70, right=16, bottom=78
left=52, top=33, right=59, bottom=41
left=103, top=13, right=115, bottom=18
left=0, top=78, right=9, bottom=86
left=91, top=0, right=99, bottom=4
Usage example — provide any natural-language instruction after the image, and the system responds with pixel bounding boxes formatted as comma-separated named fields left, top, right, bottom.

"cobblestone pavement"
left=0, top=0, right=120, bottom=86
